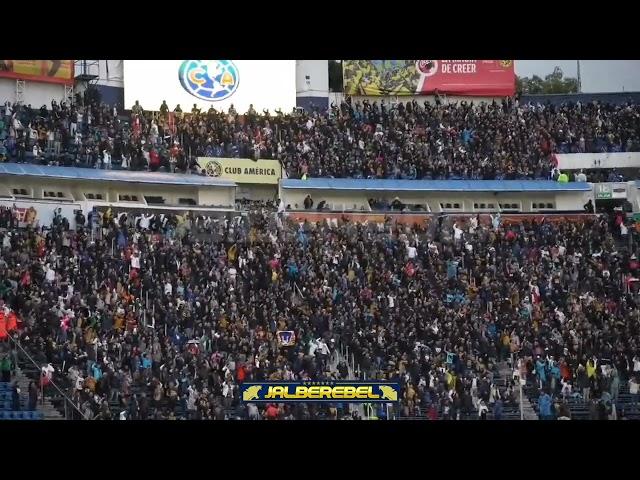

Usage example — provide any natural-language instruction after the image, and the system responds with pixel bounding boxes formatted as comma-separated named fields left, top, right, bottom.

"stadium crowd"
left=1, top=201, right=640, bottom=420
left=2, top=96, right=640, bottom=180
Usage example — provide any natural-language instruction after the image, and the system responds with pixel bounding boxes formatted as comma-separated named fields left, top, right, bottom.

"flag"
left=0, top=312, right=6, bottom=339
left=6, top=311, right=18, bottom=332
left=167, top=112, right=176, bottom=135
left=227, top=244, right=237, bottom=262
left=277, top=331, right=296, bottom=347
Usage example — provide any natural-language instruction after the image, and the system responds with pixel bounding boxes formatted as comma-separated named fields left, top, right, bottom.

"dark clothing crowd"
left=2, top=98, right=640, bottom=180
left=1, top=199, right=639, bottom=420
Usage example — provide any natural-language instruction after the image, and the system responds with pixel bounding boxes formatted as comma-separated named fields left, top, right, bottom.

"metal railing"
left=7, top=334, right=86, bottom=420
left=338, top=341, right=396, bottom=420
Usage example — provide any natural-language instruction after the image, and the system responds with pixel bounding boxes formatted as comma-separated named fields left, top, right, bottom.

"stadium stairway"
left=7, top=339, right=71, bottom=420
left=11, top=367, right=63, bottom=420
left=331, top=344, right=368, bottom=419
left=0, top=345, right=45, bottom=420
left=496, top=361, right=538, bottom=420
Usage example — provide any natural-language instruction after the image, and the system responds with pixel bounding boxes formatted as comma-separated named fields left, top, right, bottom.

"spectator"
left=576, top=364, right=589, bottom=402
left=0, top=98, right=638, bottom=180
left=477, top=399, right=488, bottom=420
left=303, top=195, right=313, bottom=210
left=0, top=355, right=11, bottom=382
left=629, top=375, right=639, bottom=404
left=584, top=199, right=594, bottom=213
left=538, top=391, right=552, bottom=420
left=12, top=382, right=20, bottom=411
left=0, top=199, right=639, bottom=421
left=28, top=381, right=38, bottom=411
left=493, top=398, right=503, bottom=420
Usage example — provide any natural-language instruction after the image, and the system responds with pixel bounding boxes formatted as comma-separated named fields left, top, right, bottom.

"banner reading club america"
left=343, top=60, right=515, bottom=97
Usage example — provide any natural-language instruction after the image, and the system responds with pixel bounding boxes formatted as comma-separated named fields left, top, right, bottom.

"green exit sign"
left=595, top=184, right=613, bottom=199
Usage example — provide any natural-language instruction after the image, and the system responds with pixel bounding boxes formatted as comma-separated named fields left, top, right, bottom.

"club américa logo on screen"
left=178, top=60, right=239, bottom=102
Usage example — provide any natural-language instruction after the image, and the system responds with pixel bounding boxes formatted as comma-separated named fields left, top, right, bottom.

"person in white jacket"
left=137, top=213, right=153, bottom=231
left=632, top=355, right=640, bottom=373
left=45, top=264, right=56, bottom=283
left=468, top=215, right=478, bottom=234
left=102, top=149, right=111, bottom=170
left=453, top=222, right=463, bottom=242
left=130, top=251, right=141, bottom=270
left=478, top=400, right=489, bottom=419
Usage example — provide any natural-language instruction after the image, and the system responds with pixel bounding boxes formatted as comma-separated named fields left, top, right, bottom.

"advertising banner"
left=0, top=60, right=74, bottom=85
left=241, top=382, right=400, bottom=403
left=343, top=60, right=515, bottom=97
left=196, top=157, right=282, bottom=184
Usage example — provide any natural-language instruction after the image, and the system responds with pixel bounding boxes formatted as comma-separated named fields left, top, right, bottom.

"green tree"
left=516, top=66, right=578, bottom=95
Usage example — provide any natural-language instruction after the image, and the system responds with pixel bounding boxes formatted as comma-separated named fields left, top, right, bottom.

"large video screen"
left=124, top=60, right=296, bottom=113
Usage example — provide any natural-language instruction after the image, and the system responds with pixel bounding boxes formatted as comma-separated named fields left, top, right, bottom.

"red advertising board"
left=416, top=60, right=515, bottom=96
left=343, top=60, right=515, bottom=97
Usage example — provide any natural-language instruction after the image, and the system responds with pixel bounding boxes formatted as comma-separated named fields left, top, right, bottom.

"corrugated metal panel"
left=0, top=163, right=236, bottom=187
left=281, top=179, right=592, bottom=192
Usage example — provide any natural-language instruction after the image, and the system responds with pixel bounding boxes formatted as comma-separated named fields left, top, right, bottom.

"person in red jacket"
left=149, top=148, right=160, bottom=171
left=236, top=363, right=246, bottom=384
left=265, top=403, right=279, bottom=420
left=427, top=404, right=438, bottom=421
left=559, top=359, right=571, bottom=381
left=37, top=239, right=46, bottom=258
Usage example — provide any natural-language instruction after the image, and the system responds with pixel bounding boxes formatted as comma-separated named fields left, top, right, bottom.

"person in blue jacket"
left=91, top=362, right=103, bottom=381
left=535, top=357, right=547, bottom=388
left=538, top=391, right=552, bottom=420
left=493, top=398, right=503, bottom=420
left=140, top=353, right=152, bottom=370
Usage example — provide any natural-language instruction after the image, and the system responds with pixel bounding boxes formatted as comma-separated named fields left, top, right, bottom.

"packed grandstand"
left=1, top=96, right=639, bottom=182
left=1, top=60, right=640, bottom=421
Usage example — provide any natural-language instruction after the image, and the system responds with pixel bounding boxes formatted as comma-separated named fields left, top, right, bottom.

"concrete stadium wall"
left=0, top=78, right=67, bottom=106
left=296, top=61, right=329, bottom=111
left=556, top=152, right=640, bottom=170
left=281, top=188, right=592, bottom=213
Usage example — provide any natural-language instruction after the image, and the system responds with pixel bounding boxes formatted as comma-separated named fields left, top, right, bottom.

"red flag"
left=6, top=311, right=17, bottom=332
left=0, top=312, right=6, bottom=339
left=167, top=112, right=176, bottom=136
left=133, top=115, right=141, bottom=139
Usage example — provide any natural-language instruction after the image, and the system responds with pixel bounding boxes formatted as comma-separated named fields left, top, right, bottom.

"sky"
left=515, top=60, right=640, bottom=93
